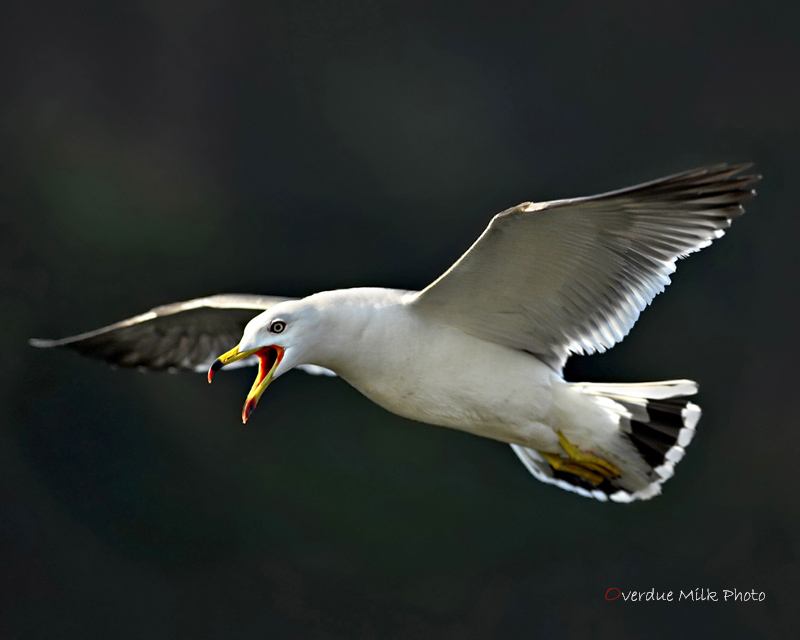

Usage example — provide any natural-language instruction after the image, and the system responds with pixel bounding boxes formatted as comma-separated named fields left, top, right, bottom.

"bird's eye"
left=269, top=320, right=286, bottom=334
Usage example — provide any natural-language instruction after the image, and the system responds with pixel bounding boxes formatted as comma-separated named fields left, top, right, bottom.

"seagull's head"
left=207, top=300, right=323, bottom=423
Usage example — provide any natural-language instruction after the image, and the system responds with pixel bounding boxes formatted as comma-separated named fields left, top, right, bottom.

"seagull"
left=31, top=164, right=759, bottom=502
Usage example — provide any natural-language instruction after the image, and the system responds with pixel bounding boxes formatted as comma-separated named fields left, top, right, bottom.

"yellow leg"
left=540, top=451, right=606, bottom=486
left=539, top=432, right=621, bottom=486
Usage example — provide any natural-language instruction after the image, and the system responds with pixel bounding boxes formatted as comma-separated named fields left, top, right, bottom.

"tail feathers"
left=512, top=380, right=701, bottom=503
left=572, top=379, right=698, bottom=400
left=512, top=445, right=616, bottom=501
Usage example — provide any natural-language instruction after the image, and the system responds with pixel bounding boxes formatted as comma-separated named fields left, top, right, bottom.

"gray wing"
left=30, top=294, right=290, bottom=373
left=409, top=164, right=759, bottom=369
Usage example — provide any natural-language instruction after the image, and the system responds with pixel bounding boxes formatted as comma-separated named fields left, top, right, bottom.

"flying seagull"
left=31, top=164, right=759, bottom=502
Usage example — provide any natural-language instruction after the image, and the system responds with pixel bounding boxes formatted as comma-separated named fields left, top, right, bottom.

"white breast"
left=315, top=290, right=561, bottom=448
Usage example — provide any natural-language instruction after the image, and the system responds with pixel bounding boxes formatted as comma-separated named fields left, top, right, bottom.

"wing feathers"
left=411, top=164, right=759, bottom=368
left=30, top=294, right=291, bottom=373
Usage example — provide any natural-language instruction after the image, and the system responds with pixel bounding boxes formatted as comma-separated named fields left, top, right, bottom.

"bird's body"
left=300, top=288, right=559, bottom=450
left=223, top=285, right=675, bottom=499
left=31, top=164, right=759, bottom=502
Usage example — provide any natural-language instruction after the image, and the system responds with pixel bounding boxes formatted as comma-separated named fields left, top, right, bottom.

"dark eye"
left=269, top=320, right=286, bottom=334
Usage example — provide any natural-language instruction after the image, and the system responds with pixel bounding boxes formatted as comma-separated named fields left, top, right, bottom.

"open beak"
left=208, top=344, right=285, bottom=423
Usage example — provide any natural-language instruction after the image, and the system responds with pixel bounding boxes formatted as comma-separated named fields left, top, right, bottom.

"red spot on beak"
left=240, top=346, right=283, bottom=424
left=208, top=359, right=224, bottom=383
left=243, top=398, right=257, bottom=423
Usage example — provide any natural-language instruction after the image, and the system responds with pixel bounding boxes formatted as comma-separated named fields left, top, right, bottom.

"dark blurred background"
left=3, top=0, right=799, bottom=638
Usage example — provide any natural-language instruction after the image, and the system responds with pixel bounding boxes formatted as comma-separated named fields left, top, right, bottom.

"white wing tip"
left=29, top=337, right=57, bottom=348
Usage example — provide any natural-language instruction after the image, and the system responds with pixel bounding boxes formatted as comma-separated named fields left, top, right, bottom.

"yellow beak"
left=208, top=344, right=285, bottom=423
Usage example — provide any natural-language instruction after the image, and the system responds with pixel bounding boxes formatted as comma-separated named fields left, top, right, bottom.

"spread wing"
left=31, top=294, right=290, bottom=373
left=409, top=164, right=759, bottom=369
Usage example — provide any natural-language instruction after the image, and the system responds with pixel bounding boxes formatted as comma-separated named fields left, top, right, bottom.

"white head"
left=208, top=298, right=328, bottom=422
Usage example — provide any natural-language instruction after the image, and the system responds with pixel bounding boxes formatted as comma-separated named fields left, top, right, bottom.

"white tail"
left=512, top=380, right=701, bottom=502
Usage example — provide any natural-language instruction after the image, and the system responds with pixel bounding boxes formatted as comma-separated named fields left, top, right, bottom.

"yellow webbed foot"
left=539, top=432, right=621, bottom=486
